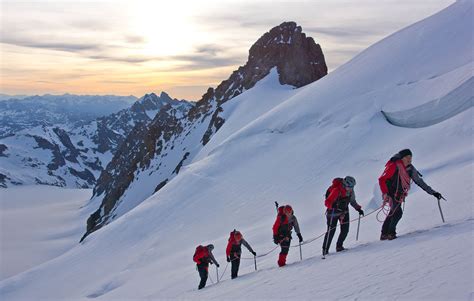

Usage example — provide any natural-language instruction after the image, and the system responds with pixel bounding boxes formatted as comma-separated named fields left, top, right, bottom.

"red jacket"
left=324, top=179, right=347, bottom=209
left=379, top=159, right=403, bottom=195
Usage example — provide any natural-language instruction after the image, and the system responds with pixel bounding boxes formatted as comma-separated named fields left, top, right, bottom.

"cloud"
left=0, top=35, right=103, bottom=53
left=166, top=52, right=244, bottom=71
left=86, top=54, right=154, bottom=64
left=195, top=44, right=226, bottom=56
left=305, top=25, right=392, bottom=40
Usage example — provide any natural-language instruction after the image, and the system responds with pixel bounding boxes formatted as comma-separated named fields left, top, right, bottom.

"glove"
left=273, top=235, right=280, bottom=245
left=433, top=192, right=442, bottom=200
left=297, top=233, right=303, bottom=243
left=226, top=257, right=230, bottom=262
left=357, top=208, right=364, bottom=216
left=251, top=251, right=256, bottom=256
left=216, top=263, right=220, bottom=268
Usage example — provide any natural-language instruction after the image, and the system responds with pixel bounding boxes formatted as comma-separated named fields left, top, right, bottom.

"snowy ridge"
left=0, top=2, right=472, bottom=300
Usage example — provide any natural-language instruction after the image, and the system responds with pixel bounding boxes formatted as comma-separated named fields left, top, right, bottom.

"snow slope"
left=0, top=186, right=92, bottom=280
left=0, top=1, right=472, bottom=300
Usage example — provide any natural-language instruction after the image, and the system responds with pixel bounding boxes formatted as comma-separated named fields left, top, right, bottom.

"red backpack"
left=228, top=230, right=242, bottom=245
left=325, top=178, right=346, bottom=198
left=193, top=245, right=209, bottom=264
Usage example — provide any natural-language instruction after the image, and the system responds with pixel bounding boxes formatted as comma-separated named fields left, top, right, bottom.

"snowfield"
left=0, top=1, right=472, bottom=300
left=0, top=186, right=92, bottom=281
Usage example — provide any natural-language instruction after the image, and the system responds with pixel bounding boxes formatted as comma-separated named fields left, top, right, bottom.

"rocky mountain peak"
left=159, top=91, right=173, bottom=102
left=247, top=21, right=327, bottom=88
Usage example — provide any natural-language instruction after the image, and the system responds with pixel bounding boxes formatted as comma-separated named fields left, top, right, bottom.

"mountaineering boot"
left=278, top=254, right=287, bottom=267
left=336, top=245, right=346, bottom=252
left=380, top=233, right=389, bottom=241
left=388, top=233, right=398, bottom=240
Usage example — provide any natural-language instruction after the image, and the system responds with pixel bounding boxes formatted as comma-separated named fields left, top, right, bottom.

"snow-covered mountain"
left=83, top=21, right=328, bottom=240
left=0, top=1, right=472, bottom=300
left=0, top=94, right=137, bottom=138
left=0, top=92, right=193, bottom=188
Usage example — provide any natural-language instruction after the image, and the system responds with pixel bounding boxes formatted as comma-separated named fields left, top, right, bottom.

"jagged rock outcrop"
left=82, top=21, right=328, bottom=241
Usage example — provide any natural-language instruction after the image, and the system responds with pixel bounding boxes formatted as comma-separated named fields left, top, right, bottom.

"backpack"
left=228, top=230, right=241, bottom=245
left=193, top=245, right=209, bottom=264
left=325, top=178, right=344, bottom=198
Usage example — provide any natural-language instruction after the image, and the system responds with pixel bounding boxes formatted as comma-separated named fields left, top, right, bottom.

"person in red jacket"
left=322, top=176, right=364, bottom=255
left=193, top=244, right=219, bottom=290
left=379, top=149, right=443, bottom=240
left=272, top=204, right=303, bottom=267
left=226, top=230, right=256, bottom=279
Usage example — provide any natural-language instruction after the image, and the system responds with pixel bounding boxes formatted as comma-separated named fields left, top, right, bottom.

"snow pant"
left=230, top=253, right=241, bottom=279
left=381, top=200, right=403, bottom=235
left=197, top=264, right=208, bottom=289
left=322, top=210, right=349, bottom=252
left=278, top=237, right=291, bottom=266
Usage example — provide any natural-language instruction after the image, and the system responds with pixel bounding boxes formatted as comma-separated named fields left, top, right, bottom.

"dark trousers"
left=322, top=210, right=349, bottom=251
left=280, top=237, right=291, bottom=255
left=230, top=253, right=241, bottom=279
left=197, top=264, right=208, bottom=289
left=381, top=200, right=403, bottom=235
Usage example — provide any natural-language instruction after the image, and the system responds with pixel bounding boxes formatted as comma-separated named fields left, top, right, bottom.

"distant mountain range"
left=0, top=92, right=193, bottom=188
left=0, top=94, right=137, bottom=138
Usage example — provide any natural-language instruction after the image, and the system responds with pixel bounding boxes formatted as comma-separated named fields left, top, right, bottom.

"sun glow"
left=129, top=1, right=204, bottom=57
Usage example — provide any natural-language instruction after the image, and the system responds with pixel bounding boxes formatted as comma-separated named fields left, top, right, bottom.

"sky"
left=0, top=0, right=455, bottom=101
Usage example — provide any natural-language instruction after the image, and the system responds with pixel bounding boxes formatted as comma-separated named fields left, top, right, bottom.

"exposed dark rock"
left=30, top=135, right=66, bottom=170
left=0, top=144, right=8, bottom=157
left=0, top=173, right=9, bottom=188
left=173, top=152, right=190, bottom=174
left=68, top=168, right=95, bottom=186
left=89, top=105, right=186, bottom=232
left=154, top=179, right=168, bottom=193
left=53, top=127, right=80, bottom=163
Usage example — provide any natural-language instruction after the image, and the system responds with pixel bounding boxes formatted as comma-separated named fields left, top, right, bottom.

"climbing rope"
left=376, top=201, right=402, bottom=222
left=208, top=270, right=214, bottom=284
left=216, top=205, right=386, bottom=283
left=238, top=204, right=384, bottom=260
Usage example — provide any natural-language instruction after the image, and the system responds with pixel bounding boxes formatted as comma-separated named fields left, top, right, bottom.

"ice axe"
left=275, top=201, right=279, bottom=212
left=437, top=196, right=447, bottom=223
left=299, top=242, right=303, bottom=261
left=355, top=213, right=361, bottom=241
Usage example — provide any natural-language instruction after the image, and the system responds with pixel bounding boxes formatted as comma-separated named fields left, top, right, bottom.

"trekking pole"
left=254, top=255, right=257, bottom=271
left=216, top=266, right=219, bottom=283
left=299, top=242, right=303, bottom=261
left=437, top=198, right=445, bottom=223
left=356, top=214, right=361, bottom=241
